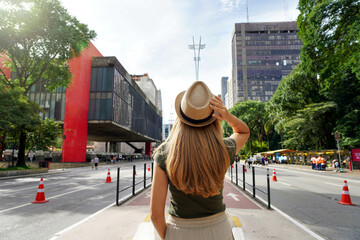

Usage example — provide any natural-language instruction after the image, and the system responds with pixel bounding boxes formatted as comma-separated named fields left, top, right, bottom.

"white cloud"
left=220, top=0, right=244, bottom=12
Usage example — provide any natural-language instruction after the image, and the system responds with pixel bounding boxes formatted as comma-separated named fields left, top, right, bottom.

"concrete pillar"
left=145, top=142, right=151, bottom=156
left=110, top=142, right=117, bottom=152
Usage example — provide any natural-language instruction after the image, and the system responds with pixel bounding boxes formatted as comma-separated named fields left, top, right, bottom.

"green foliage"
left=283, top=102, right=337, bottom=150
left=0, top=85, right=41, bottom=141
left=239, top=140, right=269, bottom=158
left=0, top=0, right=97, bottom=92
left=26, top=118, right=62, bottom=152
left=296, top=0, right=360, bottom=149
left=0, top=165, right=34, bottom=171
left=223, top=100, right=269, bottom=156
left=0, top=0, right=96, bottom=165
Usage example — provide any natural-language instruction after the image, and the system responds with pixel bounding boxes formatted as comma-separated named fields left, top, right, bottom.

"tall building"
left=221, top=77, right=228, bottom=104
left=225, top=77, right=235, bottom=109
left=131, top=73, right=159, bottom=108
left=231, top=21, right=302, bottom=102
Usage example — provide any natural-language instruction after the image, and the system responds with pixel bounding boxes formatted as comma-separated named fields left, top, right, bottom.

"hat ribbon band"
left=179, top=105, right=214, bottom=124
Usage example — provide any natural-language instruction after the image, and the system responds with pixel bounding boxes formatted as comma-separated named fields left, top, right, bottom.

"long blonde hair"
left=165, top=118, right=230, bottom=198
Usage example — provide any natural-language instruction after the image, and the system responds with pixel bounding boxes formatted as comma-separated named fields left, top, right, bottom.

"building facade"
left=131, top=73, right=159, bottom=109
left=221, top=77, right=228, bottom=104
left=231, top=21, right=302, bottom=102
left=2, top=43, right=162, bottom=162
left=225, top=77, right=236, bottom=109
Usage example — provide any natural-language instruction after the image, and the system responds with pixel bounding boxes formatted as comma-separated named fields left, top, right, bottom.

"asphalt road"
left=0, top=161, right=152, bottom=240
left=230, top=164, right=360, bottom=240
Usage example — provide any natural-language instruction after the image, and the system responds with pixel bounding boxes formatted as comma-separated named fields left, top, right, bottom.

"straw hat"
left=175, top=81, right=216, bottom=127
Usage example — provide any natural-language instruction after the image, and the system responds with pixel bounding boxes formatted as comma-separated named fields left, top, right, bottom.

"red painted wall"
left=63, top=43, right=102, bottom=162
left=0, top=54, right=11, bottom=79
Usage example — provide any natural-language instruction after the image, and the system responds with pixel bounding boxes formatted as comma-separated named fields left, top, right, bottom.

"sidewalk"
left=51, top=179, right=319, bottom=240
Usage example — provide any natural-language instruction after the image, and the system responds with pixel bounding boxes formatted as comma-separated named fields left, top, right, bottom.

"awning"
left=256, top=149, right=297, bottom=155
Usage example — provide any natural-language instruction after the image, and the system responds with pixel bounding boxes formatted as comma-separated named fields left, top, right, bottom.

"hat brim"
left=174, top=91, right=216, bottom=128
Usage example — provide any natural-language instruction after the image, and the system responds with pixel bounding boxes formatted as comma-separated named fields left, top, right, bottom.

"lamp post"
left=61, top=134, right=66, bottom=171
left=335, top=132, right=342, bottom=172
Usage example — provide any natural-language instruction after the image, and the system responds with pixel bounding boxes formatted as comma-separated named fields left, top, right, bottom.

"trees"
left=0, top=0, right=96, bottom=166
left=0, top=86, right=41, bottom=160
left=297, top=0, right=360, bottom=149
left=223, top=100, right=270, bottom=157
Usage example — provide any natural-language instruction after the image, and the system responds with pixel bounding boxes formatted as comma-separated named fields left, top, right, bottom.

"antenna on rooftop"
left=168, top=105, right=175, bottom=125
left=246, top=0, right=249, bottom=22
left=188, top=36, right=206, bottom=81
left=283, top=0, right=289, bottom=21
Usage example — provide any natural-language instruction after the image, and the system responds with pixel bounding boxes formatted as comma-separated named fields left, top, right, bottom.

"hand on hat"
left=209, top=96, right=230, bottom=121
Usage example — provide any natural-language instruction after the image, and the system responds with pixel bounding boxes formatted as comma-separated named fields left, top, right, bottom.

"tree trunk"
left=16, top=129, right=27, bottom=167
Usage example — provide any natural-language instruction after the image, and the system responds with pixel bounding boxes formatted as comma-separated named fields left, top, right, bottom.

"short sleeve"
left=224, top=138, right=236, bottom=165
left=153, top=142, right=167, bottom=172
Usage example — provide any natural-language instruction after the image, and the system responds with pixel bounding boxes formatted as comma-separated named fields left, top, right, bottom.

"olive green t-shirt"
left=153, top=138, right=236, bottom=219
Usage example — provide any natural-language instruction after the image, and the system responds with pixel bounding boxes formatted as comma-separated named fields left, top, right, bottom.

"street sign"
left=335, top=132, right=341, bottom=141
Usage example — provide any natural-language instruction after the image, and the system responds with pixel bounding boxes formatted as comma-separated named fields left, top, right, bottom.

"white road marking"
left=49, top=202, right=115, bottom=240
left=227, top=192, right=240, bottom=201
left=232, top=227, right=245, bottom=240
left=323, top=182, right=343, bottom=188
left=0, top=182, right=105, bottom=213
left=253, top=194, right=325, bottom=240
left=272, top=167, right=360, bottom=184
left=278, top=181, right=292, bottom=187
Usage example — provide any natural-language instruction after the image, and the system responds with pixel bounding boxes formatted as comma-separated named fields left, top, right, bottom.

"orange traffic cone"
left=105, top=169, right=112, bottom=183
left=244, top=165, right=247, bottom=173
left=147, top=165, right=151, bottom=172
left=272, top=169, right=278, bottom=182
left=337, top=180, right=355, bottom=206
left=32, top=178, right=49, bottom=204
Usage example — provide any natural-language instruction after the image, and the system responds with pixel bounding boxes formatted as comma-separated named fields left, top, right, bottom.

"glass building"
left=231, top=21, right=302, bottom=102
left=88, top=57, right=162, bottom=143
left=28, top=82, right=66, bottom=122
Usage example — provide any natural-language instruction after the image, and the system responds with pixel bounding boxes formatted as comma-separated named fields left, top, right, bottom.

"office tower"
left=221, top=77, right=228, bottom=104
left=231, top=21, right=302, bottom=102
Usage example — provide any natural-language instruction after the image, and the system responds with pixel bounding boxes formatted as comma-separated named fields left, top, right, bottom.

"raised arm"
left=210, top=96, right=250, bottom=153
left=150, top=162, right=168, bottom=239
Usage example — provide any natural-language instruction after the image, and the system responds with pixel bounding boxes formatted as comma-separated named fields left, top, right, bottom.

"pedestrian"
left=94, top=156, right=99, bottom=170
left=113, top=156, right=116, bottom=165
left=91, top=158, right=94, bottom=169
left=311, top=156, right=315, bottom=169
left=342, top=157, right=347, bottom=168
left=150, top=81, right=250, bottom=240
left=320, top=155, right=326, bottom=171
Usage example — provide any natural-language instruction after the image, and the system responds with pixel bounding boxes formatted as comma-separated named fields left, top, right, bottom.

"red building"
left=1, top=43, right=162, bottom=162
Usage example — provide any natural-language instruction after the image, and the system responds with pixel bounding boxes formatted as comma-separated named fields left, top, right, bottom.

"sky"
left=60, top=0, right=300, bottom=124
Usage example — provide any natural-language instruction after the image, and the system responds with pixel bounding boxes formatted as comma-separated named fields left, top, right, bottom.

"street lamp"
left=61, top=134, right=66, bottom=171
left=335, top=132, right=343, bottom=172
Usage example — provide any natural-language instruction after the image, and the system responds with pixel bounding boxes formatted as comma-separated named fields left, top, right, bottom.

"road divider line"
left=49, top=202, right=115, bottom=240
left=252, top=194, right=325, bottom=240
left=278, top=181, right=292, bottom=187
left=271, top=167, right=360, bottom=184
left=0, top=182, right=105, bottom=213
left=323, top=182, right=343, bottom=187
left=0, top=181, right=78, bottom=193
